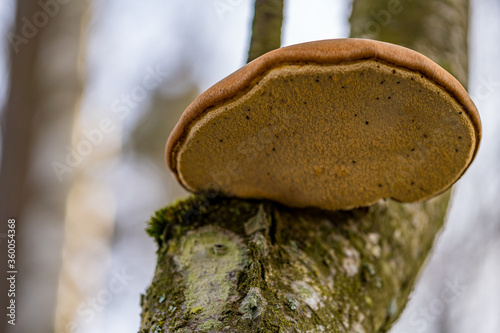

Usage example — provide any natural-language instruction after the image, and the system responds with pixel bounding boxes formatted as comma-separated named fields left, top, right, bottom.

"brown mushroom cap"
left=166, top=38, right=481, bottom=210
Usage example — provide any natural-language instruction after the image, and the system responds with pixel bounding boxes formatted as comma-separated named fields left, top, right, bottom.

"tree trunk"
left=1, top=1, right=89, bottom=332
left=349, top=0, right=469, bottom=87
left=247, top=0, right=284, bottom=63
left=140, top=0, right=469, bottom=332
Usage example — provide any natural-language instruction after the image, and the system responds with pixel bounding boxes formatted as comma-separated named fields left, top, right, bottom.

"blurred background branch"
left=247, top=0, right=284, bottom=62
left=1, top=0, right=88, bottom=332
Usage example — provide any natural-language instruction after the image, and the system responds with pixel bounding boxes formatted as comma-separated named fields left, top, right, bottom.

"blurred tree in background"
left=1, top=0, right=88, bottom=332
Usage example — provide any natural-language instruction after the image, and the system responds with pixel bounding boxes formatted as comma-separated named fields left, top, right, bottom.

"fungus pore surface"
left=167, top=40, right=480, bottom=211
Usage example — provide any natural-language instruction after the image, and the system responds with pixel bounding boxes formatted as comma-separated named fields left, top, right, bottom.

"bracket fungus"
left=166, top=38, right=481, bottom=211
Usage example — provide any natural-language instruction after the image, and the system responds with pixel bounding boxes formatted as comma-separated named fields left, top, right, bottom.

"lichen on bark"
left=140, top=192, right=450, bottom=332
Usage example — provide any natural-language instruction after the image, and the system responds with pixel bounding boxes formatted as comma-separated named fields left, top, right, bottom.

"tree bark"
left=247, top=0, right=284, bottom=63
left=140, top=0, right=470, bottom=332
left=349, top=0, right=469, bottom=87
left=140, top=194, right=450, bottom=332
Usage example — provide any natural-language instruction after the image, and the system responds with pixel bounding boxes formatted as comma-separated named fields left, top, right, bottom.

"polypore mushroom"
left=166, top=38, right=481, bottom=211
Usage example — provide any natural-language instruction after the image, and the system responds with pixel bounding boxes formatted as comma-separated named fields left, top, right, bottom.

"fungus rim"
left=166, top=38, right=481, bottom=207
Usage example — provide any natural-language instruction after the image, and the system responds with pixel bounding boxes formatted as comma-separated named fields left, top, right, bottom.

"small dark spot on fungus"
left=455, top=149, right=459, bottom=152
left=411, top=181, right=415, bottom=185
left=376, top=97, right=379, bottom=100
left=246, top=115, right=250, bottom=120
left=423, top=134, right=428, bottom=138
left=411, top=77, right=414, bottom=80
left=459, top=111, right=462, bottom=114
left=392, top=69, right=396, bottom=74
left=272, top=147, right=276, bottom=151
left=378, top=184, right=382, bottom=187
left=420, top=75, right=423, bottom=78
left=354, top=114, right=357, bottom=117
left=315, top=79, right=319, bottom=82
left=352, top=160, right=356, bottom=164
left=342, top=85, right=346, bottom=89
left=365, top=121, right=369, bottom=125
left=388, top=96, right=391, bottom=99
left=303, top=101, right=307, bottom=105
left=412, top=119, right=415, bottom=123
left=219, top=139, right=223, bottom=142
left=328, top=75, right=332, bottom=79
left=411, top=148, right=415, bottom=151
left=380, top=80, right=385, bottom=84
left=397, top=81, right=400, bottom=84
left=377, top=65, right=380, bottom=68
left=458, top=136, right=462, bottom=139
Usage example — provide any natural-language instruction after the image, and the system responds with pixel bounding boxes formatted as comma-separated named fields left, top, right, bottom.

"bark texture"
left=350, top=0, right=469, bottom=87
left=247, top=0, right=284, bottom=63
left=140, top=0, right=470, bottom=331
left=140, top=193, right=450, bottom=332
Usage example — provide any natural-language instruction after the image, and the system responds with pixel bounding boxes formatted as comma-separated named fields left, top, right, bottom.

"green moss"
left=190, top=306, right=204, bottom=315
left=198, top=319, right=222, bottom=332
left=146, top=195, right=260, bottom=247
left=141, top=191, right=451, bottom=332
left=146, top=194, right=213, bottom=246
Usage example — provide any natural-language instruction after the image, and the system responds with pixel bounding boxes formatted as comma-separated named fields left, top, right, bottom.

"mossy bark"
left=140, top=0, right=470, bottom=331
